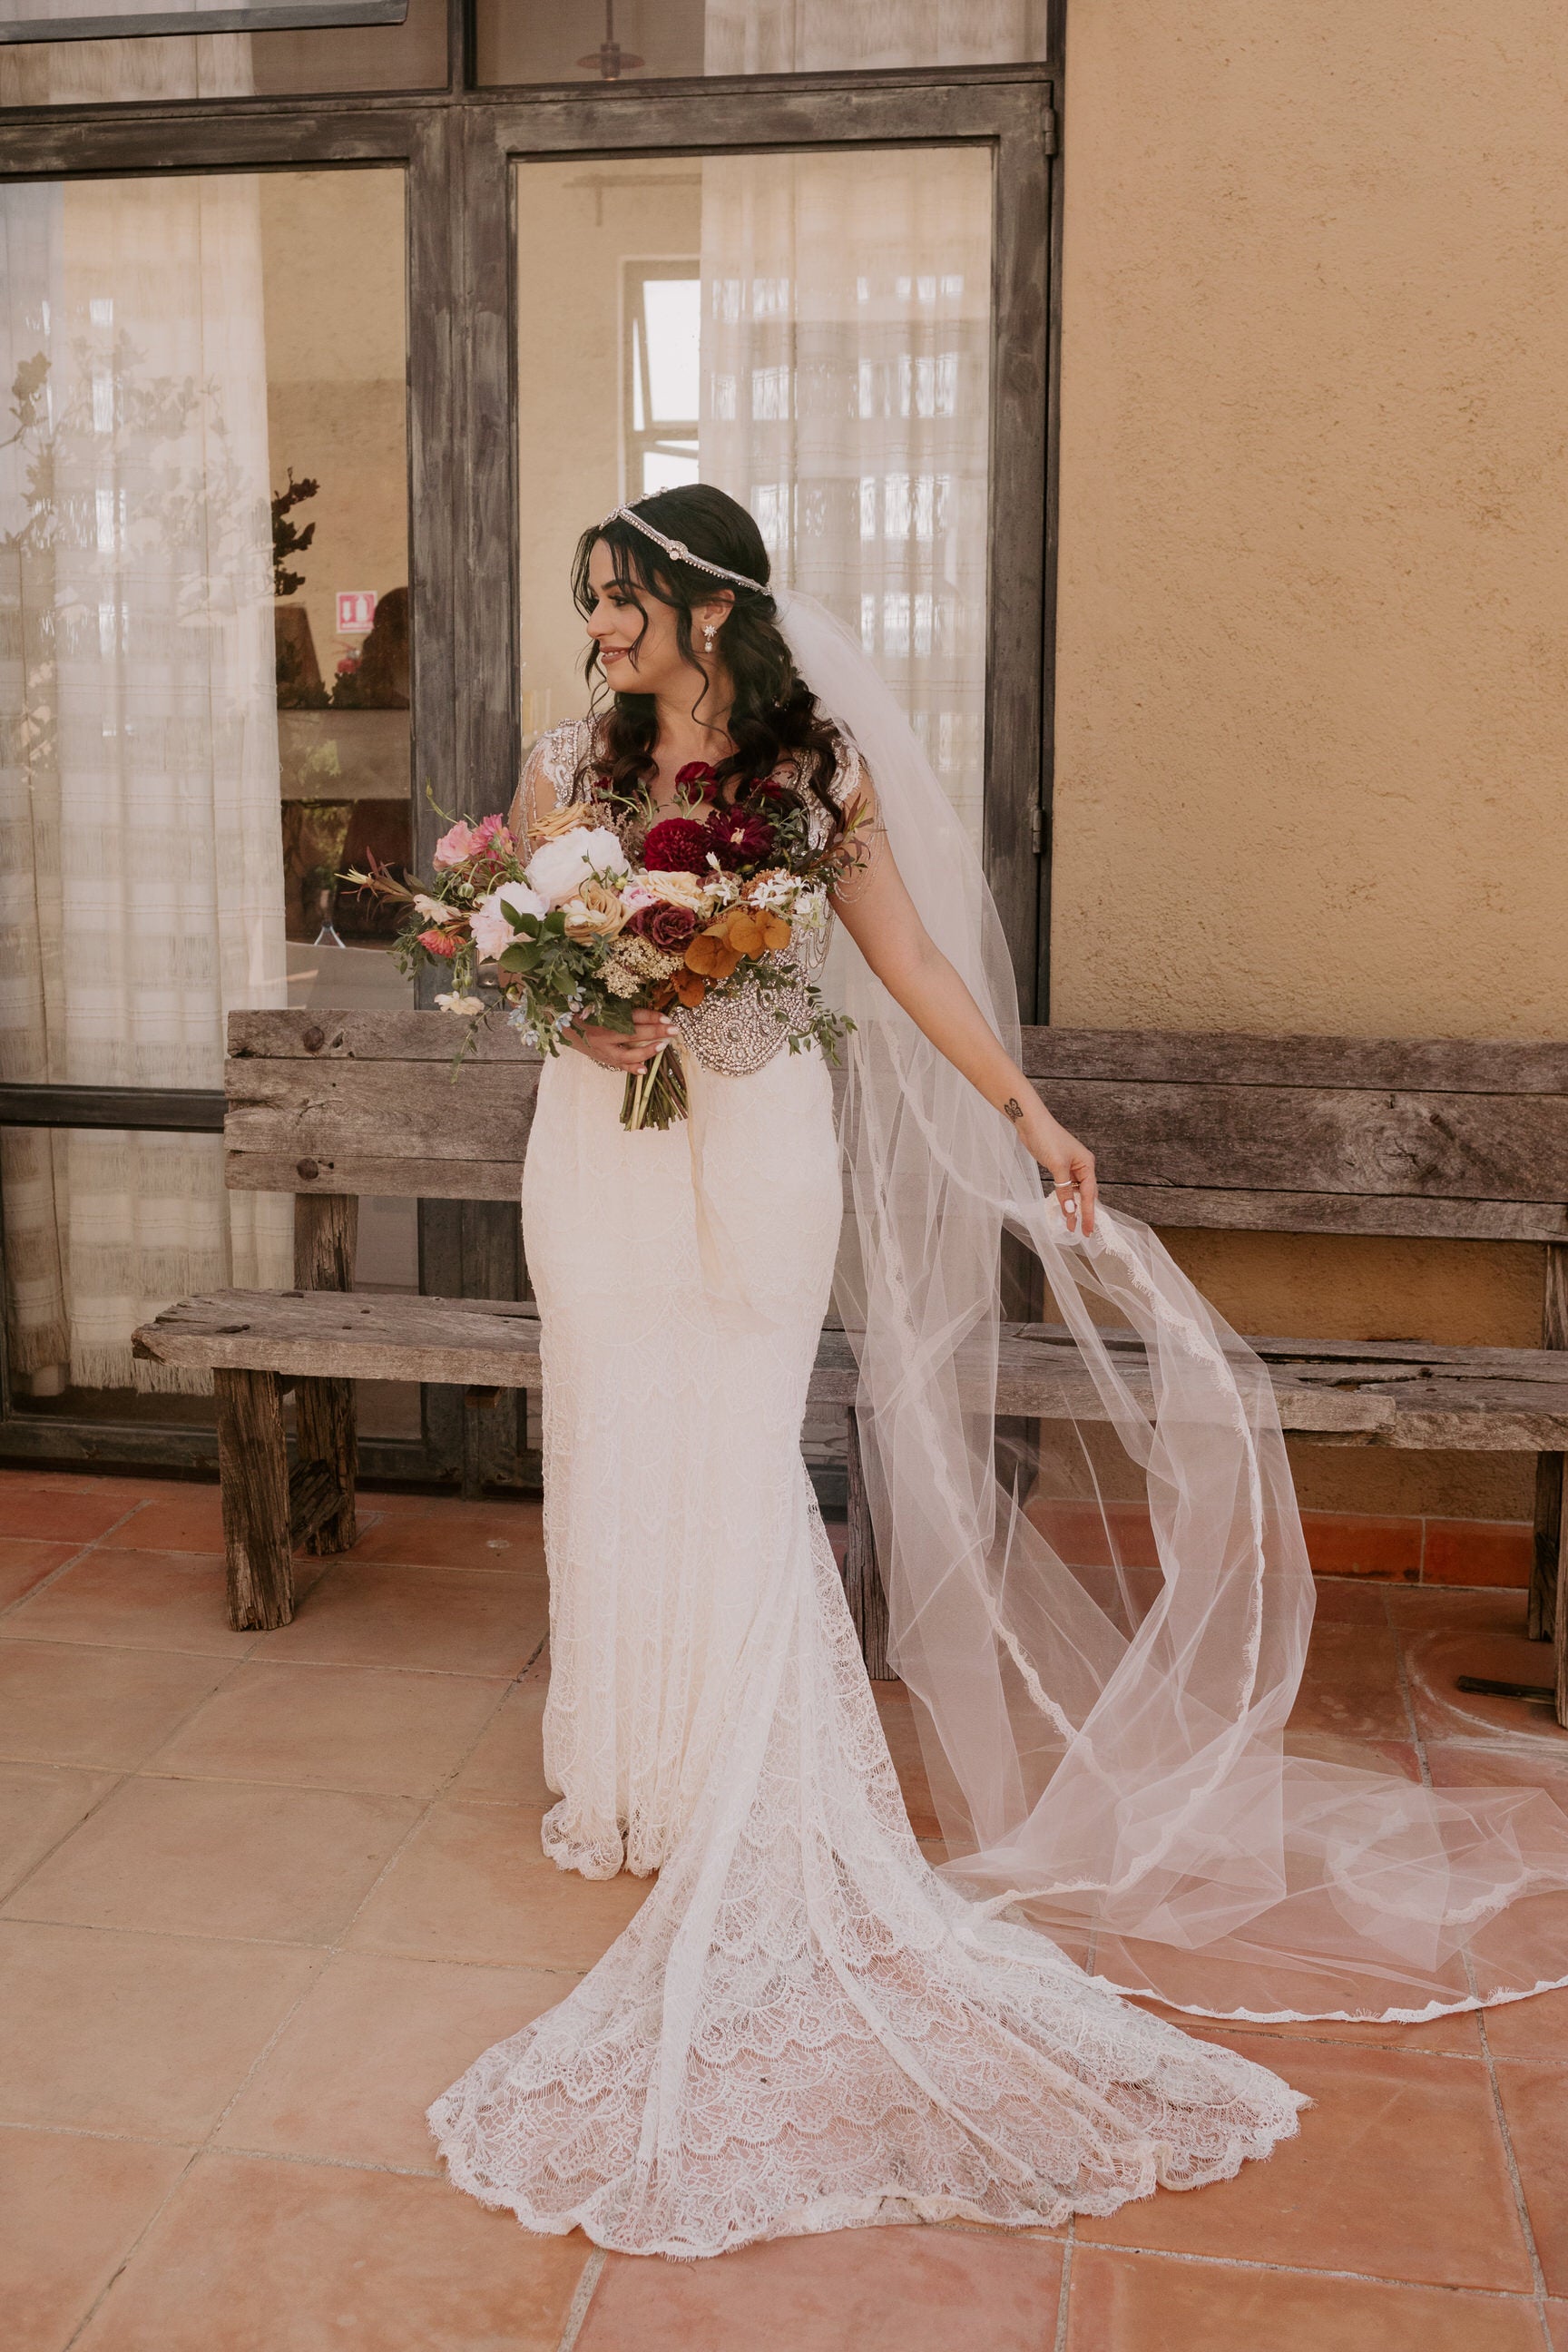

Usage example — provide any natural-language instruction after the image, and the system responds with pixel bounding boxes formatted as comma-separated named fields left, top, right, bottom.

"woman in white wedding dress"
left=429, top=487, right=1568, bottom=2258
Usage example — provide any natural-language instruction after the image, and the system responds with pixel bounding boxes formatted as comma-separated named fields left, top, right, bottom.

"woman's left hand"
left=1017, top=1103, right=1097, bottom=1236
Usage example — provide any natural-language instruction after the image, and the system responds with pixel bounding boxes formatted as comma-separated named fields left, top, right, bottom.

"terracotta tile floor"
left=2, top=1466, right=1566, bottom=2351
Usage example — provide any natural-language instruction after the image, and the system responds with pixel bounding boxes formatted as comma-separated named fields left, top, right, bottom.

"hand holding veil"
left=776, top=585, right=1568, bottom=2022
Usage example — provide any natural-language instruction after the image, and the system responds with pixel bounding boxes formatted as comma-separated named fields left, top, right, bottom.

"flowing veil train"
left=780, top=585, right=1568, bottom=2024
left=427, top=567, right=1568, bottom=2261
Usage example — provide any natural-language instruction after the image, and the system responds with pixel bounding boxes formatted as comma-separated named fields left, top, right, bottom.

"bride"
left=428, top=485, right=1568, bottom=2259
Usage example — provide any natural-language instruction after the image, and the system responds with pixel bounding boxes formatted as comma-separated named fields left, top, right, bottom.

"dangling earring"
left=703, top=622, right=717, bottom=653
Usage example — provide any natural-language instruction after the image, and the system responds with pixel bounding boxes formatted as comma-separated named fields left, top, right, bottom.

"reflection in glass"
left=0, top=164, right=410, bottom=1409
left=0, top=1131, right=418, bottom=1437
left=0, top=1130, right=287, bottom=1416
left=0, top=0, right=443, bottom=103
left=482, top=0, right=1048, bottom=85
left=626, top=264, right=700, bottom=499
left=516, top=148, right=990, bottom=840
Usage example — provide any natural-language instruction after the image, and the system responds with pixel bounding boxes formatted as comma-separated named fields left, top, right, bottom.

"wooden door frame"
left=0, top=13, right=1064, bottom=1475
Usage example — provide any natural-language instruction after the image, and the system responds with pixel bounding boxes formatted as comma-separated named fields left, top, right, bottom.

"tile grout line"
left=1068, top=2239, right=1546, bottom=2301
left=1475, top=2005, right=1555, bottom=2347
left=0, top=1636, right=271, bottom=1915
left=0, top=1498, right=168, bottom=1624
left=63, top=2141, right=206, bottom=2351
left=46, top=1587, right=550, bottom=2347
left=1387, top=1581, right=1436, bottom=1793
left=0, top=1494, right=558, bottom=2333
left=1332, top=1596, right=1553, bottom=2336
left=1049, top=2221, right=1073, bottom=2352
left=2, top=1535, right=550, bottom=1908
left=186, top=1622, right=549, bottom=2168
left=554, top=2245, right=607, bottom=2352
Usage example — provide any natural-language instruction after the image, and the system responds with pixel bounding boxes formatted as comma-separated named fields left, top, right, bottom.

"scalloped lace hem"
left=426, top=2087, right=1308, bottom=2261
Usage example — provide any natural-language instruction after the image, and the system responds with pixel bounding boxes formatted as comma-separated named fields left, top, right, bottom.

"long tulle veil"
left=775, top=585, right=1568, bottom=2021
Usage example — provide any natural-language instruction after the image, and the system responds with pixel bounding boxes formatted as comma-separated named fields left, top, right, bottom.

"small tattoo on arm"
left=1002, top=1097, right=1024, bottom=1124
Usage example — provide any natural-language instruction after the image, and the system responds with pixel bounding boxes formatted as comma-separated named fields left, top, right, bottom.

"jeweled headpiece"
left=597, top=502, right=768, bottom=594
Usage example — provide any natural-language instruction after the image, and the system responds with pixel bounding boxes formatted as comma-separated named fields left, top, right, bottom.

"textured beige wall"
left=1051, top=1, right=1568, bottom=1518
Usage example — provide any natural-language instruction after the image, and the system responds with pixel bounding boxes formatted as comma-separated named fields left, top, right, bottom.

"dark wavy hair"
left=570, top=485, right=844, bottom=836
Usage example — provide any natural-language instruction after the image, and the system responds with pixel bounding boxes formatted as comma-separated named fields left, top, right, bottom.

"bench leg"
left=844, top=1407, right=894, bottom=1681
left=1546, top=1455, right=1568, bottom=1730
left=215, top=1367, right=294, bottom=1632
left=293, top=1374, right=358, bottom=1554
left=289, top=1194, right=359, bottom=1555
left=1530, top=1451, right=1562, bottom=1647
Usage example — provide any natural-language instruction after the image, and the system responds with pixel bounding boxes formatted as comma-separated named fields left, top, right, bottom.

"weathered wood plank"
left=135, top=1292, right=1568, bottom=1449
left=228, top=1008, right=538, bottom=1063
left=221, top=1158, right=1568, bottom=1241
left=1106, top=1185, right=1568, bottom=1244
left=1028, top=1081, right=1568, bottom=1204
left=1085, top=1330, right=1568, bottom=1376
left=1022, top=1029, right=1568, bottom=1096
left=222, top=1016, right=1568, bottom=1239
left=291, top=1195, right=358, bottom=1557
left=226, top=1057, right=544, bottom=1164
left=225, top=1152, right=527, bottom=1201
left=230, top=1010, right=1568, bottom=1102
left=213, top=1368, right=293, bottom=1632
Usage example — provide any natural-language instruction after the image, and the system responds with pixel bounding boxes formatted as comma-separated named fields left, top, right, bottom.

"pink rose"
left=432, top=820, right=478, bottom=870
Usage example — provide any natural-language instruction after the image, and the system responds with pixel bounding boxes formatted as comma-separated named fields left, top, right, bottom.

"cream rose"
left=561, top=879, right=627, bottom=940
left=644, top=867, right=720, bottom=915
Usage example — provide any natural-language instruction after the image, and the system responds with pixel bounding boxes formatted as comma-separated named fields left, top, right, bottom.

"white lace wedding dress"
left=426, top=730, right=1306, bottom=2259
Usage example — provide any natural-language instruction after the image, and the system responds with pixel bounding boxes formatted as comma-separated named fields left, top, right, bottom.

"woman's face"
left=584, top=538, right=725, bottom=699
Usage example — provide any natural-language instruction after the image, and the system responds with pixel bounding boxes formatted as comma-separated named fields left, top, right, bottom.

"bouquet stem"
left=622, top=1040, right=690, bottom=1132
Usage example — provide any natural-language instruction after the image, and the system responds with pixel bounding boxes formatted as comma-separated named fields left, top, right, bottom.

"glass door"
left=515, top=145, right=994, bottom=848
left=0, top=161, right=421, bottom=1459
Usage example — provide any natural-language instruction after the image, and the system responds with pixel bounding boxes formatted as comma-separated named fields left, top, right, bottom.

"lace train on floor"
left=428, top=1494, right=1304, bottom=2259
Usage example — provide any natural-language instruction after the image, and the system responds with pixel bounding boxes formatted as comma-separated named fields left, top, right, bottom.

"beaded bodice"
left=521, top=717, right=858, bottom=1077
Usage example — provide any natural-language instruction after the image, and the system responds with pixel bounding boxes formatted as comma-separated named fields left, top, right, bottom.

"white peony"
left=471, top=879, right=548, bottom=960
left=524, top=826, right=625, bottom=907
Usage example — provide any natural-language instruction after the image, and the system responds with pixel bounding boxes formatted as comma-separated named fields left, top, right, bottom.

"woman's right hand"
left=562, top=1005, right=675, bottom=1072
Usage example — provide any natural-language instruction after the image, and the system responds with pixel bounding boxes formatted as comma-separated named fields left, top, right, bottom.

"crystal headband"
left=598, top=502, right=768, bottom=594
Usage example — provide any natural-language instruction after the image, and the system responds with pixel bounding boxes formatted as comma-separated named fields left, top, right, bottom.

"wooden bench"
left=132, top=1013, right=1568, bottom=1720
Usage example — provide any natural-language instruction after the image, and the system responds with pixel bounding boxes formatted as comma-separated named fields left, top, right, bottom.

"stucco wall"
left=1051, top=1, right=1568, bottom=1517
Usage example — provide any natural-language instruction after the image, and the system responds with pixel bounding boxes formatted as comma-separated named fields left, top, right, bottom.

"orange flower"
left=721, top=906, right=791, bottom=959
left=685, top=930, right=742, bottom=980
left=671, top=969, right=709, bottom=1007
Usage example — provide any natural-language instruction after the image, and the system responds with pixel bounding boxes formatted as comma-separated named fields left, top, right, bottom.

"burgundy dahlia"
left=642, top=816, right=714, bottom=875
left=707, top=807, right=777, bottom=868
left=630, top=901, right=699, bottom=953
left=674, top=761, right=718, bottom=794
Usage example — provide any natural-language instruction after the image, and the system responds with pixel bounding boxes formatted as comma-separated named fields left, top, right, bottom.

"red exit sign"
left=337, top=590, right=377, bottom=634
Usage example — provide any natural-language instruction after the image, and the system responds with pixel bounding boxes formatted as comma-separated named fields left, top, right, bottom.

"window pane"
left=0, top=0, right=443, bottom=103
left=0, top=165, right=412, bottom=1407
left=516, top=148, right=991, bottom=843
left=0, top=1127, right=419, bottom=1436
left=481, top=0, right=1048, bottom=83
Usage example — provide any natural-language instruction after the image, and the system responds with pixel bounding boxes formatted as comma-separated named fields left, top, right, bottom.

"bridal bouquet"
left=345, top=764, right=858, bottom=1131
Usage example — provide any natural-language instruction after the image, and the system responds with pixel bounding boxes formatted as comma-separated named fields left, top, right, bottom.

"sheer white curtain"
left=0, top=118, right=289, bottom=1396
left=697, top=146, right=992, bottom=845
left=702, top=0, right=1047, bottom=74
